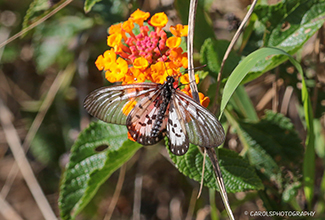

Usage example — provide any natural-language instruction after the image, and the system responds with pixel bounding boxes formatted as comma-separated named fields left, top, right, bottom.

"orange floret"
left=149, top=12, right=168, bottom=28
left=109, top=23, right=123, bottom=35
left=95, top=49, right=116, bottom=71
left=95, top=55, right=105, bottom=71
left=124, top=67, right=146, bottom=84
left=133, top=57, right=149, bottom=71
left=107, top=34, right=122, bottom=48
left=150, top=62, right=168, bottom=84
left=122, top=19, right=134, bottom=33
left=181, top=55, right=188, bottom=69
left=180, top=74, right=199, bottom=85
left=166, top=37, right=181, bottom=49
left=130, top=9, right=150, bottom=26
left=169, top=47, right=188, bottom=69
left=105, top=57, right=128, bottom=83
left=170, top=24, right=188, bottom=37
left=199, top=92, right=210, bottom=108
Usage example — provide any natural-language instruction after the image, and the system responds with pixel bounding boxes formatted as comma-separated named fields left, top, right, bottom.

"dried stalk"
left=212, top=0, right=258, bottom=114
left=0, top=0, right=73, bottom=49
left=104, top=164, right=127, bottom=220
left=187, top=0, right=234, bottom=219
left=0, top=99, right=57, bottom=220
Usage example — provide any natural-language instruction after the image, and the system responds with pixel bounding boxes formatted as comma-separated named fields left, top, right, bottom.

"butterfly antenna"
left=156, top=44, right=171, bottom=77
left=177, top=64, right=206, bottom=88
left=183, top=64, right=207, bottom=74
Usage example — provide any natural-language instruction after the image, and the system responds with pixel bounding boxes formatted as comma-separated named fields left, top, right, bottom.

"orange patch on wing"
left=128, top=131, right=136, bottom=142
left=123, top=99, right=137, bottom=116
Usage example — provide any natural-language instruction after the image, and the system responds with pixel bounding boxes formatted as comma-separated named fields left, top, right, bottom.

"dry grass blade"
left=280, top=86, right=294, bottom=115
left=0, top=64, right=76, bottom=198
left=185, top=188, right=198, bottom=220
left=187, top=0, right=199, bottom=101
left=0, top=194, right=23, bottom=220
left=206, top=148, right=234, bottom=219
left=0, top=99, right=57, bottom=220
left=197, top=148, right=206, bottom=199
left=0, top=0, right=73, bottom=49
left=187, top=0, right=234, bottom=219
left=104, top=164, right=127, bottom=220
left=132, top=172, right=143, bottom=220
left=212, top=0, right=258, bottom=114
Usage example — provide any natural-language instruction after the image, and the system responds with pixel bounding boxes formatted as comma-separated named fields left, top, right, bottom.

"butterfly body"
left=150, top=76, right=174, bottom=138
left=84, top=76, right=225, bottom=156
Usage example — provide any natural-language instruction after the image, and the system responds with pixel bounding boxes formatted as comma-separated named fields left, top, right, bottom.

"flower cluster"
left=95, top=9, right=209, bottom=107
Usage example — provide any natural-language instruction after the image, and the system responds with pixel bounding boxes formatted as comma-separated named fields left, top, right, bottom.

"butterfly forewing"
left=84, top=76, right=225, bottom=156
left=84, top=83, right=159, bottom=125
left=167, top=100, right=189, bottom=155
left=127, top=86, right=169, bottom=145
left=174, top=90, right=225, bottom=148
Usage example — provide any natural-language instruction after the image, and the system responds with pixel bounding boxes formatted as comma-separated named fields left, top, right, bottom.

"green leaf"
left=314, top=119, right=325, bottom=159
left=23, top=0, right=53, bottom=30
left=169, top=145, right=264, bottom=192
left=302, top=77, right=315, bottom=209
left=84, top=0, right=102, bottom=13
left=59, top=121, right=142, bottom=220
left=257, top=0, right=325, bottom=51
left=220, top=47, right=280, bottom=118
left=85, top=0, right=129, bottom=14
left=240, top=111, right=304, bottom=185
left=245, top=0, right=325, bottom=80
left=228, top=85, right=258, bottom=122
left=282, top=182, right=302, bottom=203
left=200, top=38, right=241, bottom=78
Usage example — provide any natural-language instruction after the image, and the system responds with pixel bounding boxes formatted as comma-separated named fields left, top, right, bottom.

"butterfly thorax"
left=150, top=76, right=175, bottom=138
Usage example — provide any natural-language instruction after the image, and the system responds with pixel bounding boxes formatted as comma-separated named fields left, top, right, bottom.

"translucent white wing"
left=84, top=80, right=225, bottom=153
left=173, top=90, right=225, bottom=148
left=127, top=87, right=169, bottom=145
left=84, top=83, right=159, bottom=125
left=167, top=101, right=189, bottom=156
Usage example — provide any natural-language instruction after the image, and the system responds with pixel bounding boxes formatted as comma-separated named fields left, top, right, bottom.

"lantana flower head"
left=95, top=9, right=189, bottom=85
left=95, top=9, right=209, bottom=106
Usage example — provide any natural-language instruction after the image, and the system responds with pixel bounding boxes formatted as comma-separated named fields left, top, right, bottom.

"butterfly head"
left=166, top=76, right=176, bottom=88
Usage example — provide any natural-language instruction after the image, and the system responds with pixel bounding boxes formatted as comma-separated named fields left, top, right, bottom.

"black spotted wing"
left=167, top=101, right=189, bottom=155
left=171, top=90, right=225, bottom=149
left=126, top=86, right=169, bottom=146
left=84, top=83, right=159, bottom=125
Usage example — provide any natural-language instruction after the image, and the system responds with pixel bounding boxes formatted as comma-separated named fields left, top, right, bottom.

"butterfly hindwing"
left=84, top=76, right=225, bottom=155
left=167, top=99, right=189, bottom=156
left=127, top=86, right=169, bottom=145
left=84, top=83, right=159, bottom=125
left=173, top=90, right=225, bottom=148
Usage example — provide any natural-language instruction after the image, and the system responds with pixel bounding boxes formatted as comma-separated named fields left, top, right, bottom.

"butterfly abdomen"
left=150, top=99, right=168, bottom=137
left=151, top=83, right=173, bottom=138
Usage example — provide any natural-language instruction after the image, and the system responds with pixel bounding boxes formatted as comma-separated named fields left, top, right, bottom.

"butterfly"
left=84, top=76, right=225, bottom=156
